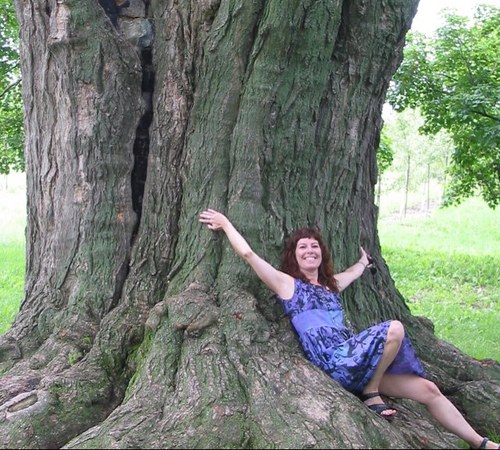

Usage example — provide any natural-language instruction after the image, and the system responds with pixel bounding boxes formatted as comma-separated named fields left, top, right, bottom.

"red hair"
left=280, top=227, right=339, bottom=293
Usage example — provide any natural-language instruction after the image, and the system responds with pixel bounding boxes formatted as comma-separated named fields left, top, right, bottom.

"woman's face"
left=295, top=237, right=322, bottom=273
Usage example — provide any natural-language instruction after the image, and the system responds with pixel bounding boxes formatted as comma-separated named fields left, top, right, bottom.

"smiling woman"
left=295, top=237, right=322, bottom=270
left=198, top=208, right=499, bottom=448
left=280, top=227, right=338, bottom=292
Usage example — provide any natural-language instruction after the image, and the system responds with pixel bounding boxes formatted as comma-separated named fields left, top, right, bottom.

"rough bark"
left=1, top=0, right=499, bottom=448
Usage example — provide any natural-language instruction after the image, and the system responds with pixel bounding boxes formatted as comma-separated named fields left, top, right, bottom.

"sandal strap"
left=368, top=403, right=394, bottom=413
left=360, top=391, right=380, bottom=401
left=479, top=437, right=489, bottom=449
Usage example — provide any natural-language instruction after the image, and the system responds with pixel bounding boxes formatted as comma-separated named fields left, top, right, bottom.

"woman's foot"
left=360, top=391, right=397, bottom=420
left=471, top=437, right=500, bottom=449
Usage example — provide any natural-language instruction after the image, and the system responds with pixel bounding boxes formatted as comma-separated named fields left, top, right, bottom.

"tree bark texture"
left=1, top=0, right=499, bottom=448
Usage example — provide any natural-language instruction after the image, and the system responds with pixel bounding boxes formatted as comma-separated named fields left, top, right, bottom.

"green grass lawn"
left=0, top=173, right=26, bottom=334
left=378, top=197, right=500, bottom=361
left=0, top=241, right=25, bottom=332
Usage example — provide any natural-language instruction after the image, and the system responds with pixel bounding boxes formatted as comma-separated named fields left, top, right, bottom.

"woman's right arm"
left=199, top=209, right=294, bottom=299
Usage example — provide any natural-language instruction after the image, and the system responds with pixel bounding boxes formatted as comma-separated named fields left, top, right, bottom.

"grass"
left=378, top=196, right=500, bottom=361
left=0, top=241, right=25, bottom=332
left=0, top=173, right=26, bottom=334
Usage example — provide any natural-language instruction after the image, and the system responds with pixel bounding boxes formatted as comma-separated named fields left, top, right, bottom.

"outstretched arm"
left=199, top=209, right=295, bottom=299
left=334, top=247, right=371, bottom=292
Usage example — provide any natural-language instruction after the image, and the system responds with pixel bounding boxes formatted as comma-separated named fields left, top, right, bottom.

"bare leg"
left=361, top=320, right=405, bottom=416
left=379, top=373, right=500, bottom=449
left=363, top=320, right=404, bottom=394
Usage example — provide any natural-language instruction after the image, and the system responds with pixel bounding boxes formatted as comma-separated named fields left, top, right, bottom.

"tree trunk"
left=442, top=153, right=449, bottom=205
left=403, top=153, right=410, bottom=218
left=376, top=173, right=382, bottom=209
left=1, top=0, right=498, bottom=448
left=426, top=162, right=430, bottom=212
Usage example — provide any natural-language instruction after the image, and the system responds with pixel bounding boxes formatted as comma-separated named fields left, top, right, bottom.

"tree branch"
left=470, top=109, right=500, bottom=122
left=0, top=78, right=21, bottom=99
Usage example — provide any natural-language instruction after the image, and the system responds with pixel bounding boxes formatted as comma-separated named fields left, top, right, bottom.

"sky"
left=410, top=0, right=500, bottom=34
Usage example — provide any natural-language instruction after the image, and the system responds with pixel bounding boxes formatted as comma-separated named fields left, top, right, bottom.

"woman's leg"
left=379, top=373, right=499, bottom=449
left=361, top=320, right=405, bottom=415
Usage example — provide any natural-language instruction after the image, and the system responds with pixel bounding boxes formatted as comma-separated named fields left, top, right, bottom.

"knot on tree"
left=146, top=282, right=218, bottom=337
left=0, top=389, right=51, bottom=422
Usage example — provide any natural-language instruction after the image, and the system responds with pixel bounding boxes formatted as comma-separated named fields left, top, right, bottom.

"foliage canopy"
left=377, top=129, right=394, bottom=175
left=0, top=0, right=23, bottom=174
left=388, top=5, right=500, bottom=208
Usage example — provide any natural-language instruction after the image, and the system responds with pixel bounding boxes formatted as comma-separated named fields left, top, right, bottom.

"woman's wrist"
left=357, top=260, right=367, bottom=269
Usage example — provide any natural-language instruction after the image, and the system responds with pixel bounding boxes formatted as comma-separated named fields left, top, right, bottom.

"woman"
left=199, top=208, right=499, bottom=449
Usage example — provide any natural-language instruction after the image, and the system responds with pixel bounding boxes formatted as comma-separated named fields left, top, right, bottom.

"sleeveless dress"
left=278, top=278, right=426, bottom=393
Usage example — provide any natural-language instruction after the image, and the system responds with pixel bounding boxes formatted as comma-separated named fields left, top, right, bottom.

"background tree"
left=375, top=128, right=394, bottom=207
left=0, top=0, right=24, bottom=174
left=380, top=108, right=452, bottom=216
left=388, top=5, right=500, bottom=208
left=0, top=1, right=498, bottom=449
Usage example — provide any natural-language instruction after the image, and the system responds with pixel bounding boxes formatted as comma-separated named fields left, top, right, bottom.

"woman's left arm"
left=334, top=247, right=371, bottom=292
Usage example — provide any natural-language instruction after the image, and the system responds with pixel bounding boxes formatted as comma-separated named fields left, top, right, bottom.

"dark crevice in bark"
left=131, top=46, right=154, bottom=237
left=335, top=0, right=351, bottom=61
left=240, top=1, right=266, bottom=82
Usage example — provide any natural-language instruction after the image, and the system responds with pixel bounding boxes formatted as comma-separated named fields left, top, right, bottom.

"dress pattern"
left=278, top=279, right=426, bottom=393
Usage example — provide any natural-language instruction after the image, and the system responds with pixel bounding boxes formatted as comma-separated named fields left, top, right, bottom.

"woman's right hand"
left=359, top=246, right=371, bottom=268
left=199, top=209, right=229, bottom=231
left=198, top=207, right=294, bottom=299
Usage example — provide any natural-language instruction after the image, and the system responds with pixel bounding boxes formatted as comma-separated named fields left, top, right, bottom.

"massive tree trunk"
left=1, top=0, right=498, bottom=448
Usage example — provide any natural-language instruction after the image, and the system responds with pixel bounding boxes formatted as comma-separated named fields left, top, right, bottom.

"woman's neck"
left=301, top=269, right=319, bottom=285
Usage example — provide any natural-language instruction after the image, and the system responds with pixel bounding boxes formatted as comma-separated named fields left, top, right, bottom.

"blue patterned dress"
left=278, top=279, right=426, bottom=393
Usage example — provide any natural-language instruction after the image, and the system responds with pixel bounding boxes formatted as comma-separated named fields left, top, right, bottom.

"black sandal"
left=472, top=437, right=500, bottom=449
left=360, top=391, right=397, bottom=421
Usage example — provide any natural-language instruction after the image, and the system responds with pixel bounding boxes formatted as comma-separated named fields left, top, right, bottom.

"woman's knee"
left=387, top=320, right=405, bottom=342
left=419, top=379, right=443, bottom=404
